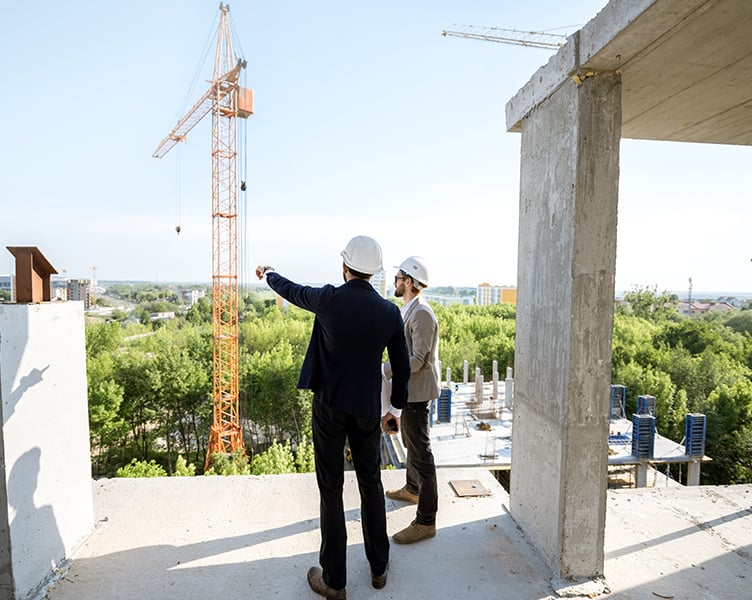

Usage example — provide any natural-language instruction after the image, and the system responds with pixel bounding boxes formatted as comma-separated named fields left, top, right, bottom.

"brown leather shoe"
left=371, top=563, right=388, bottom=589
left=307, top=567, right=346, bottom=599
left=392, top=520, right=436, bottom=544
left=385, top=486, right=419, bottom=504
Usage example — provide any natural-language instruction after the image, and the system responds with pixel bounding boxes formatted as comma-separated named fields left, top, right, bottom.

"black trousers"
left=401, top=400, right=438, bottom=525
left=312, top=397, right=388, bottom=590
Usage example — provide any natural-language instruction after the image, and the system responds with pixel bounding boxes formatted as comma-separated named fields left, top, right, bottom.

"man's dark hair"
left=403, top=272, right=421, bottom=294
left=348, top=267, right=372, bottom=280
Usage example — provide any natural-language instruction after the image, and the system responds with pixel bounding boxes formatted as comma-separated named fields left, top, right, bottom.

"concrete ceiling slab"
left=507, top=0, right=752, bottom=146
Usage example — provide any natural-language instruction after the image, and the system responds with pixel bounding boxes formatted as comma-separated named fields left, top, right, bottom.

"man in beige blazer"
left=382, top=256, right=440, bottom=544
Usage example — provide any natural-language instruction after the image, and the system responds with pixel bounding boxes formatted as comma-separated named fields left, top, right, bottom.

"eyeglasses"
left=394, top=275, right=406, bottom=283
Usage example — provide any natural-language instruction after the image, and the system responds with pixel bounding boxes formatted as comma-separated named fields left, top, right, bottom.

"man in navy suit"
left=256, top=235, right=410, bottom=599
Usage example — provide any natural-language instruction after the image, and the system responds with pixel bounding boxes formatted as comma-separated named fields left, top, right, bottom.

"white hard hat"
left=397, top=256, right=430, bottom=287
left=341, top=236, right=383, bottom=275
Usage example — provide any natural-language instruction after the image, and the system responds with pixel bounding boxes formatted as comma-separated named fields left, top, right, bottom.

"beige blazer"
left=386, top=296, right=440, bottom=404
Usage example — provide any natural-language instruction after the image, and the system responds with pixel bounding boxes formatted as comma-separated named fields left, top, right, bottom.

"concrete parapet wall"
left=0, top=302, right=93, bottom=600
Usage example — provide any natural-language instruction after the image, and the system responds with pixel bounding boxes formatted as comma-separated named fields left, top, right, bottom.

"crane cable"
left=175, top=146, right=182, bottom=235
left=173, top=9, right=220, bottom=237
left=228, top=6, right=252, bottom=445
left=178, top=11, right=220, bottom=120
left=240, top=110, right=249, bottom=292
left=229, top=7, right=249, bottom=292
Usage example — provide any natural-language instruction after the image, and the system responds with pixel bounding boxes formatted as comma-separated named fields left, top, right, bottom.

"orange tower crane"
left=153, top=3, right=253, bottom=468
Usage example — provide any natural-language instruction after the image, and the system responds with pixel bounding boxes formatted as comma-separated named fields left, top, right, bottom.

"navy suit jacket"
left=266, top=272, right=410, bottom=418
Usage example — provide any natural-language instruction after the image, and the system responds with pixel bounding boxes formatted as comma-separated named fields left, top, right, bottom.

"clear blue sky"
left=1, top=1, right=750, bottom=293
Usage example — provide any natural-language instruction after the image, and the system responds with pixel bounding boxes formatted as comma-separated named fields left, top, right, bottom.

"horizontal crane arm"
left=152, top=60, right=245, bottom=159
left=441, top=27, right=565, bottom=50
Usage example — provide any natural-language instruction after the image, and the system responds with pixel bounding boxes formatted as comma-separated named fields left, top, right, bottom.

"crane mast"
left=153, top=3, right=253, bottom=469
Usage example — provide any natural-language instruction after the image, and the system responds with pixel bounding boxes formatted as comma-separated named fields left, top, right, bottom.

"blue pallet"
left=610, top=385, right=626, bottom=420
left=637, top=395, right=656, bottom=416
left=437, top=388, right=452, bottom=423
left=685, top=413, right=706, bottom=456
left=631, top=414, right=655, bottom=458
left=608, top=434, right=631, bottom=445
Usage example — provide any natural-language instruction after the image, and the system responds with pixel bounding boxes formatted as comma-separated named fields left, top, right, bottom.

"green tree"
left=655, top=318, right=743, bottom=360
left=611, top=314, right=659, bottom=369
left=115, top=458, right=167, bottom=478
left=87, top=352, right=127, bottom=475
left=432, top=303, right=516, bottom=379
left=205, top=449, right=251, bottom=475
left=295, top=436, right=315, bottom=473
left=86, top=321, right=123, bottom=357
left=619, top=285, right=678, bottom=321
left=698, top=380, right=752, bottom=484
left=174, top=455, right=197, bottom=476
left=110, top=309, right=129, bottom=322
left=114, top=348, right=158, bottom=461
left=721, top=311, right=752, bottom=336
left=143, top=335, right=210, bottom=474
left=186, top=297, right=212, bottom=325
left=250, top=440, right=297, bottom=474
left=246, top=340, right=312, bottom=446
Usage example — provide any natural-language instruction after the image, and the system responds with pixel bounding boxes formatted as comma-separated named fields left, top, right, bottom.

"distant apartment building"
left=677, top=300, right=736, bottom=317
left=476, top=283, right=517, bottom=306
left=0, top=274, right=12, bottom=301
left=423, top=293, right=475, bottom=306
left=180, top=288, right=205, bottom=307
left=67, top=279, right=92, bottom=310
left=370, top=270, right=387, bottom=298
left=51, top=276, right=68, bottom=301
left=150, top=311, right=176, bottom=322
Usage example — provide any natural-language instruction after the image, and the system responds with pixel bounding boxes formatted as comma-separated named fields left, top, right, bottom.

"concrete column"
left=474, top=368, right=483, bottom=401
left=463, top=360, right=469, bottom=384
left=445, top=367, right=451, bottom=387
left=492, top=366, right=499, bottom=401
left=504, top=367, right=514, bottom=409
left=687, top=460, right=701, bottom=486
left=509, top=71, right=621, bottom=579
left=635, top=463, right=649, bottom=488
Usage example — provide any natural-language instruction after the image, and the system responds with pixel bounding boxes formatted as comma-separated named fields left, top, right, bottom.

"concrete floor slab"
left=43, top=468, right=554, bottom=600
left=40, top=470, right=752, bottom=600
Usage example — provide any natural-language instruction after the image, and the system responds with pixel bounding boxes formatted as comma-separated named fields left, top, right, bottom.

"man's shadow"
left=8, top=447, right=65, bottom=597
left=5, top=365, right=50, bottom=425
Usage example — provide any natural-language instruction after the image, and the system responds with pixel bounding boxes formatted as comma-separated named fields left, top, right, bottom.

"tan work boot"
left=307, top=567, right=346, bottom=599
left=385, top=486, right=419, bottom=504
left=392, top=520, right=436, bottom=544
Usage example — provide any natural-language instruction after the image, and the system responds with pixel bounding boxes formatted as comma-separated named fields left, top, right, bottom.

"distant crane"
left=90, top=265, right=97, bottom=306
left=441, top=25, right=568, bottom=50
left=153, top=3, right=253, bottom=469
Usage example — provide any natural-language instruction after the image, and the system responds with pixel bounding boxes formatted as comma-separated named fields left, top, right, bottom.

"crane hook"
left=175, top=225, right=182, bottom=235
